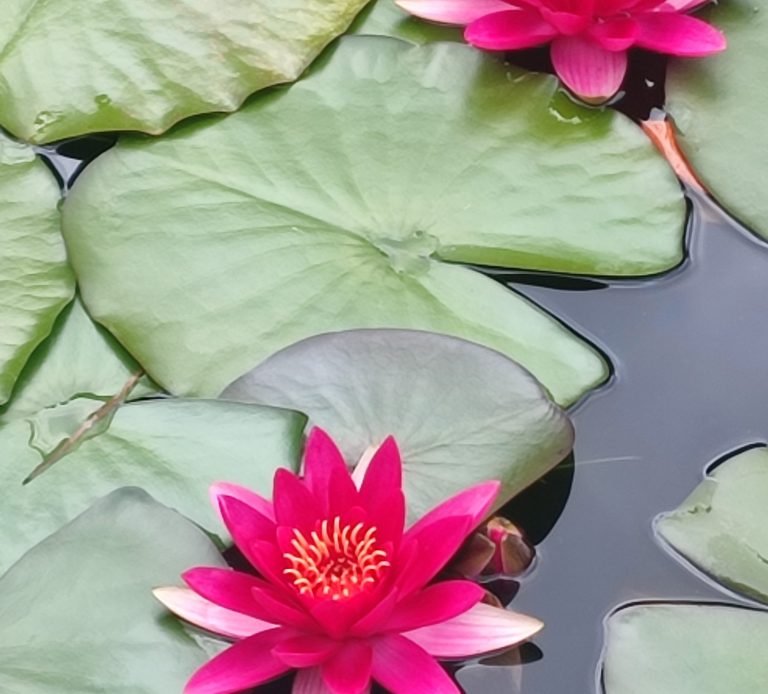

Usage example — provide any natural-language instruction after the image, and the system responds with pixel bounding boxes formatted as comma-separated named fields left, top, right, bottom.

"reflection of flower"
left=396, top=0, right=726, bottom=102
left=155, top=428, right=543, bottom=693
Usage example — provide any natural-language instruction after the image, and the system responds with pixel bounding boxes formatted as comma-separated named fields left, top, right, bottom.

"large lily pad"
left=0, top=488, right=222, bottom=693
left=656, top=446, right=768, bottom=605
left=0, top=296, right=305, bottom=572
left=223, top=329, right=574, bottom=520
left=0, top=0, right=368, bottom=144
left=0, top=134, right=73, bottom=405
left=602, top=603, right=768, bottom=694
left=63, top=38, right=686, bottom=405
left=666, top=1, right=768, bottom=239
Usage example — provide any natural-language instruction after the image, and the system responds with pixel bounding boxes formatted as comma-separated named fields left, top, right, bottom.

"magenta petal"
left=185, top=628, right=292, bottom=694
left=403, top=603, right=544, bottom=658
left=465, top=9, right=558, bottom=51
left=550, top=36, right=628, bottom=101
left=153, top=587, right=272, bottom=640
left=217, top=494, right=277, bottom=563
left=272, top=635, right=340, bottom=668
left=321, top=641, right=373, bottom=694
left=588, top=17, right=639, bottom=51
left=371, top=634, right=460, bottom=694
left=302, top=428, right=349, bottom=511
left=327, top=465, right=361, bottom=518
left=210, top=482, right=274, bottom=522
left=384, top=581, right=484, bottom=632
left=250, top=582, right=320, bottom=631
left=359, top=437, right=402, bottom=507
left=273, top=468, right=323, bottom=530
left=350, top=589, right=400, bottom=637
left=366, top=489, right=406, bottom=547
left=183, top=567, right=266, bottom=619
left=396, top=515, right=473, bottom=596
left=293, top=668, right=335, bottom=694
left=634, top=13, right=726, bottom=56
left=654, top=0, right=709, bottom=12
left=395, top=0, right=513, bottom=25
left=406, top=481, right=500, bottom=539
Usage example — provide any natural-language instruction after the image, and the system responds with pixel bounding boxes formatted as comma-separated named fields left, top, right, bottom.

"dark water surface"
left=41, top=145, right=768, bottom=693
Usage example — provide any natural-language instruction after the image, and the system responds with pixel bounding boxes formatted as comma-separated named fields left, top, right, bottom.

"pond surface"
left=41, top=137, right=768, bottom=694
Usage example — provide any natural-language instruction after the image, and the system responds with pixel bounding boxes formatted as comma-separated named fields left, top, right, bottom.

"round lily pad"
left=63, top=37, right=685, bottom=404
left=666, top=1, right=768, bottom=240
left=223, top=329, right=574, bottom=521
left=0, top=134, right=73, bottom=405
left=0, top=0, right=368, bottom=143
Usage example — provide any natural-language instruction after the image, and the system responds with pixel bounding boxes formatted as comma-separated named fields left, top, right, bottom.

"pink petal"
left=634, top=12, right=726, bottom=56
left=403, top=603, right=543, bottom=659
left=217, top=494, right=277, bottom=564
left=350, top=589, right=400, bottom=637
left=396, top=515, right=473, bottom=596
left=183, top=567, right=265, bottom=620
left=302, top=428, right=350, bottom=512
left=539, top=8, right=592, bottom=35
left=272, top=635, right=340, bottom=668
left=588, top=16, right=639, bottom=51
left=153, top=587, right=272, bottom=640
left=273, top=468, right=323, bottom=531
left=251, top=581, right=321, bottom=631
left=327, top=465, right=361, bottom=518
left=366, top=489, right=406, bottom=547
left=185, top=627, right=292, bottom=694
left=358, top=437, right=402, bottom=507
left=210, top=482, right=274, bottom=523
left=550, top=36, right=628, bottom=101
left=321, top=641, right=373, bottom=694
left=293, top=668, right=334, bottom=694
left=465, top=9, right=559, bottom=51
left=406, top=481, right=500, bottom=538
left=384, top=581, right=484, bottom=632
left=371, top=634, right=460, bottom=694
left=654, top=0, right=709, bottom=11
left=395, top=0, right=513, bottom=25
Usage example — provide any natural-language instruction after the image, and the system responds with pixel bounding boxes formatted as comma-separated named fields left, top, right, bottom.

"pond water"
left=40, top=118, right=768, bottom=693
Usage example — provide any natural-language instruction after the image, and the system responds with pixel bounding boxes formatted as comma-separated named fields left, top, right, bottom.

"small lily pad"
left=666, top=1, right=768, bottom=239
left=223, top=329, right=574, bottom=520
left=0, top=488, right=223, bottom=693
left=0, top=134, right=73, bottom=405
left=0, top=0, right=368, bottom=143
left=602, top=603, right=768, bottom=694
left=656, top=446, right=768, bottom=604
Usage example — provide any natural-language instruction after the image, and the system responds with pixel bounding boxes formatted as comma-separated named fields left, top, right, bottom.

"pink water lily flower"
left=396, top=0, right=726, bottom=102
left=154, top=428, right=543, bottom=694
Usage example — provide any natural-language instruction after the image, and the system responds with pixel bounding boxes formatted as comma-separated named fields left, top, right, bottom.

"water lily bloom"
left=154, top=428, right=543, bottom=694
left=395, top=0, right=726, bottom=102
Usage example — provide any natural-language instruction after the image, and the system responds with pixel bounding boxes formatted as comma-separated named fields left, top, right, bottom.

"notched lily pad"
left=0, top=133, right=73, bottom=405
left=0, top=0, right=369, bottom=143
left=656, top=446, right=768, bottom=604
left=602, top=603, right=768, bottom=694
left=223, top=329, right=574, bottom=521
left=64, top=37, right=685, bottom=405
left=0, top=488, right=223, bottom=693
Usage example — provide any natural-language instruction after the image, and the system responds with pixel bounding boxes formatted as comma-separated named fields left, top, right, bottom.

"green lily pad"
left=656, top=446, right=768, bottom=605
left=223, top=329, right=574, bottom=520
left=0, top=488, right=222, bottom=693
left=0, top=0, right=368, bottom=144
left=602, top=603, right=768, bottom=694
left=666, top=1, right=768, bottom=239
left=0, top=134, right=73, bottom=405
left=63, top=37, right=685, bottom=405
left=0, top=294, right=305, bottom=572
left=350, top=0, right=462, bottom=42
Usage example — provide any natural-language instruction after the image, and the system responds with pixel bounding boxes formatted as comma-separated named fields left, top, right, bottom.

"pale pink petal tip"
left=403, top=603, right=544, bottom=659
left=550, top=36, right=628, bottom=102
left=396, top=0, right=512, bottom=26
left=152, top=586, right=272, bottom=640
left=209, top=481, right=274, bottom=522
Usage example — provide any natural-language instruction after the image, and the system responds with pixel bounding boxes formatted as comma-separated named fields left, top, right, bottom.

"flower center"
left=282, top=517, right=390, bottom=601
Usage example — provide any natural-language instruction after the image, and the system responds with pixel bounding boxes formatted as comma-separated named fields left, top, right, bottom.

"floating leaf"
left=64, top=38, right=685, bottom=404
left=602, top=603, right=768, bottom=694
left=656, top=446, right=768, bottom=605
left=0, top=0, right=368, bottom=144
left=223, top=329, right=574, bottom=520
left=0, top=134, right=73, bottom=405
left=0, top=488, right=223, bottom=693
left=666, top=1, right=768, bottom=239
left=0, top=295, right=304, bottom=571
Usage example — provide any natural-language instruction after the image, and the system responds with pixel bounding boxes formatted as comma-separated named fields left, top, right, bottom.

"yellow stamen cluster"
left=283, top=517, right=390, bottom=601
